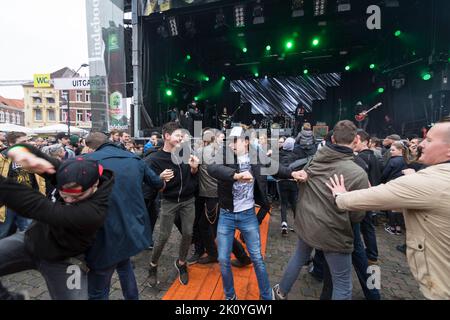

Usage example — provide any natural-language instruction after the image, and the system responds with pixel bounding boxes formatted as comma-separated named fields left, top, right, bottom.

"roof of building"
left=22, top=67, right=78, bottom=87
left=0, top=96, right=24, bottom=109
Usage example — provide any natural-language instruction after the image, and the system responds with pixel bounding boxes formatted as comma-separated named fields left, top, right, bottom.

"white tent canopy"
left=32, top=124, right=88, bottom=135
left=0, top=123, right=35, bottom=134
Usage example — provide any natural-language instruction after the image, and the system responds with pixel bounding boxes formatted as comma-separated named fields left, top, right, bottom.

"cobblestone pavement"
left=2, top=203, right=424, bottom=300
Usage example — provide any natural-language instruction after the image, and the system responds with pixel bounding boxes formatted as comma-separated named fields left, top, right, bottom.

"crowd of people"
left=0, top=114, right=449, bottom=300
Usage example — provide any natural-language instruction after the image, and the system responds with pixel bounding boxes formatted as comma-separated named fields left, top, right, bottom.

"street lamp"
left=66, top=63, right=89, bottom=136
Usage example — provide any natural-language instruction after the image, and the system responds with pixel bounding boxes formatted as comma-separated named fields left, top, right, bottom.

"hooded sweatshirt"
left=295, top=143, right=369, bottom=253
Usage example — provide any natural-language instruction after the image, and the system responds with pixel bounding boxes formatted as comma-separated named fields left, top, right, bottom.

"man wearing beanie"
left=0, top=144, right=114, bottom=300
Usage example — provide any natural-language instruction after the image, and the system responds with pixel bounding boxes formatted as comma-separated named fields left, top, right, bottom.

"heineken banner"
left=86, top=0, right=128, bottom=132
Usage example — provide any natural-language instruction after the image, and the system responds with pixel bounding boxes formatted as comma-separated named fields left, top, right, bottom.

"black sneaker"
left=272, top=284, right=287, bottom=300
left=187, top=253, right=201, bottom=265
left=198, top=255, right=218, bottom=265
left=148, top=264, right=158, bottom=287
left=175, top=260, right=189, bottom=285
left=231, top=257, right=252, bottom=268
left=384, top=224, right=396, bottom=235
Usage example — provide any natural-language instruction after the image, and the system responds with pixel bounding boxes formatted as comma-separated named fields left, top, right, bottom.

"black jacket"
left=207, top=147, right=292, bottom=212
left=357, top=149, right=382, bottom=186
left=381, top=156, right=408, bottom=183
left=145, top=149, right=197, bottom=203
left=0, top=164, right=114, bottom=262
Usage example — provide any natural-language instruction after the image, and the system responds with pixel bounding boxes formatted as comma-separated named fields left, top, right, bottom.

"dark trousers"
left=192, top=196, right=219, bottom=258
left=360, top=212, right=379, bottom=261
left=278, top=181, right=298, bottom=224
left=320, top=223, right=381, bottom=300
left=388, top=211, right=404, bottom=228
left=146, top=194, right=161, bottom=247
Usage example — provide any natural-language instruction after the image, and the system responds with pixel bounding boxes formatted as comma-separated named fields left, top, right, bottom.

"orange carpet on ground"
left=163, top=207, right=270, bottom=300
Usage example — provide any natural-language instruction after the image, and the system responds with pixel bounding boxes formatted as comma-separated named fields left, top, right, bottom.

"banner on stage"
left=144, top=0, right=222, bottom=15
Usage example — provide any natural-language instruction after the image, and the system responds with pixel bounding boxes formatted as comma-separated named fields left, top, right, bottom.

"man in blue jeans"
left=272, top=120, right=368, bottom=300
left=208, top=126, right=301, bottom=300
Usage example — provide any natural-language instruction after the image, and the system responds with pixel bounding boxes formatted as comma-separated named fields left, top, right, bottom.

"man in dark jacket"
left=146, top=122, right=199, bottom=287
left=0, top=145, right=114, bottom=300
left=354, top=130, right=381, bottom=264
left=84, top=132, right=165, bottom=300
left=273, top=120, right=369, bottom=300
left=207, top=126, right=301, bottom=300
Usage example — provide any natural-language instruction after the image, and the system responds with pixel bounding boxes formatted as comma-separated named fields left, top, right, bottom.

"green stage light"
left=242, top=47, right=248, bottom=53
left=254, top=72, right=259, bottom=77
left=369, top=64, right=376, bottom=69
left=394, top=30, right=402, bottom=37
left=422, top=73, right=432, bottom=81
left=345, top=65, right=351, bottom=71
left=303, top=69, right=309, bottom=75
left=194, top=96, right=199, bottom=101
left=221, top=76, right=226, bottom=81
left=377, top=87, right=385, bottom=93
left=186, top=54, right=191, bottom=60
left=165, top=89, right=173, bottom=96
left=266, top=45, right=271, bottom=51
left=204, top=76, right=210, bottom=81
left=312, top=38, right=320, bottom=47
left=286, top=41, right=293, bottom=49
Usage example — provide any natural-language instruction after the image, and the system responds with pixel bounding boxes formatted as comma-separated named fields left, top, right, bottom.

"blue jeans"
left=217, top=208, right=272, bottom=300
left=0, top=209, right=32, bottom=239
left=0, top=232, right=88, bottom=299
left=88, top=258, right=139, bottom=300
left=279, top=237, right=353, bottom=300
left=360, top=212, right=378, bottom=261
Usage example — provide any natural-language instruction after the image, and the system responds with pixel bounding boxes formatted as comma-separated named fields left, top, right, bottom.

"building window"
left=86, top=92, right=90, bottom=102
left=5, top=112, right=10, bottom=123
left=34, top=109, right=42, bottom=121
left=76, top=110, right=84, bottom=122
left=61, top=91, right=69, bottom=102
left=32, top=97, right=42, bottom=104
left=76, top=91, right=83, bottom=102
left=86, top=111, right=92, bottom=121
left=48, top=109, right=56, bottom=121
left=47, top=97, right=55, bottom=104
left=0, top=111, right=4, bottom=122
left=61, top=111, right=67, bottom=122
left=16, top=113, right=21, bottom=125
left=11, top=113, right=16, bottom=124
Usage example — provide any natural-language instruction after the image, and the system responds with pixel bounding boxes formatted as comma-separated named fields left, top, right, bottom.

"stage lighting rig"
left=168, top=17, right=178, bottom=36
left=291, top=0, right=305, bottom=17
left=234, top=5, right=245, bottom=27
left=314, top=0, right=327, bottom=16
left=253, top=0, right=265, bottom=25
left=337, top=0, right=351, bottom=12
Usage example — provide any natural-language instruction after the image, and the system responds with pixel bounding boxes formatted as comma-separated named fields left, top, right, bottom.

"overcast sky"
left=0, top=0, right=88, bottom=99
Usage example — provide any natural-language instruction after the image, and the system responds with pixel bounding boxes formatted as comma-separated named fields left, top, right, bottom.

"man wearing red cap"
left=0, top=144, right=114, bottom=300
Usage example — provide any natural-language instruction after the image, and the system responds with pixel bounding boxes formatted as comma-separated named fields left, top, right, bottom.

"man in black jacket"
left=207, top=126, right=303, bottom=300
left=354, top=130, right=381, bottom=264
left=0, top=145, right=114, bottom=300
left=146, top=122, right=199, bottom=286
